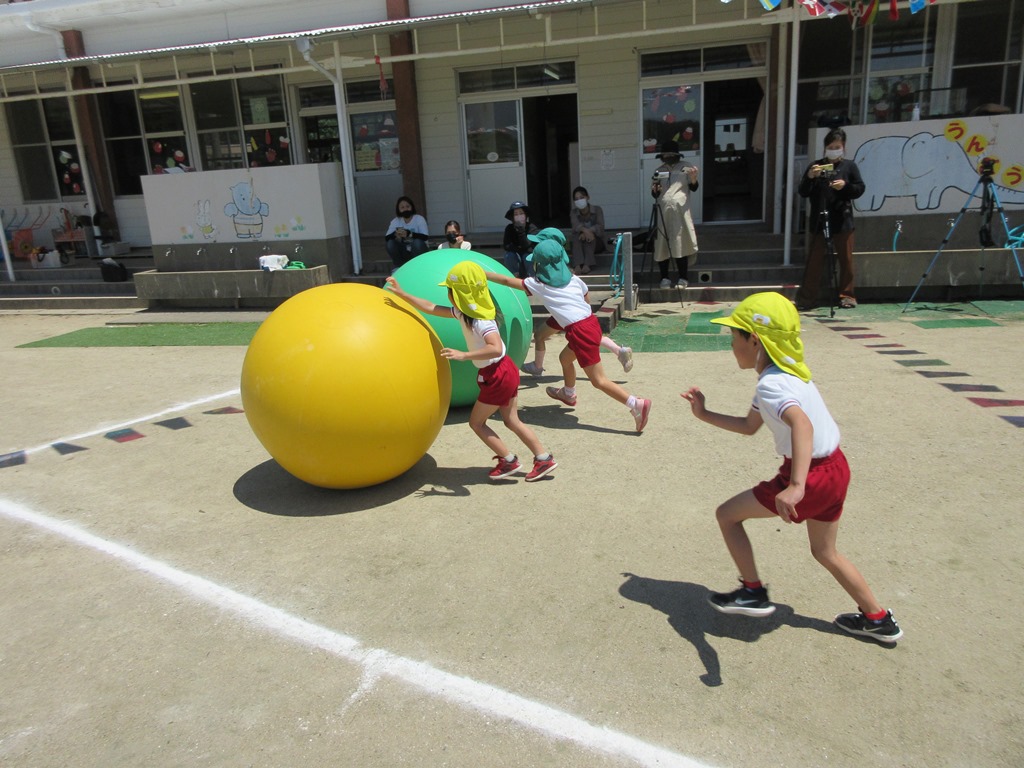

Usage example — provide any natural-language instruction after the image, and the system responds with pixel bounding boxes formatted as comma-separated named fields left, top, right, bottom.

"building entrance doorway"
left=701, top=77, right=765, bottom=222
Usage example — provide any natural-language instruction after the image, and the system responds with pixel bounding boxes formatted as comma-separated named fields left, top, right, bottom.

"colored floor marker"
left=51, top=442, right=88, bottom=455
left=828, top=326, right=871, bottom=332
left=154, top=417, right=192, bottom=430
left=205, top=406, right=244, bottom=414
left=966, top=397, right=1024, bottom=408
left=106, top=429, right=144, bottom=443
left=912, top=318, right=1000, bottom=329
left=0, top=451, right=27, bottom=469
left=876, top=350, right=923, bottom=355
left=916, top=370, right=970, bottom=378
left=941, top=383, right=1003, bottom=393
left=1001, top=415, right=1024, bottom=427
left=845, top=333, right=885, bottom=339
left=897, top=359, right=949, bottom=367
left=866, top=343, right=905, bottom=348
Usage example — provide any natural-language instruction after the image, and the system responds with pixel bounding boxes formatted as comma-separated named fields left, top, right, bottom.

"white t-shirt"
left=753, top=365, right=840, bottom=459
left=522, top=275, right=591, bottom=327
left=450, top=306, right=505, bottom=369
left=437, top=241, right=473, bottom=250
left=385, top=214, right=429, bottom=237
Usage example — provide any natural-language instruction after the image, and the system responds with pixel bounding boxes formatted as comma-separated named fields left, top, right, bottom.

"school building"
left=1, top=0, right=1022, bottom=297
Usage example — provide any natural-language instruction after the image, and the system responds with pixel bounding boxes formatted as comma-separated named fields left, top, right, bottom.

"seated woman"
left=385, top=196, right=430, bottom=269
left=569, top=186, right=605, bottom=275
left=437, top=220, right=473, bottom=250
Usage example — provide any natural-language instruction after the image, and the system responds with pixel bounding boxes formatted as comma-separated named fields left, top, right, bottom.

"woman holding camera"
left=650, top=140, right=699, bottom=289
left=796, top=127, right=865, bottom=310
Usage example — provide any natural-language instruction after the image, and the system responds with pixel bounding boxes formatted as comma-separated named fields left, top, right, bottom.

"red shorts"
left=547, top=314, right=602, bottom=368
left=752, top=447, right=850, bottom=523
left=476, top=355, right=520, bottom=406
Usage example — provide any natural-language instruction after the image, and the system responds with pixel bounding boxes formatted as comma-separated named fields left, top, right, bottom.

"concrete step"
left=0, top=295, right=148, bottom=310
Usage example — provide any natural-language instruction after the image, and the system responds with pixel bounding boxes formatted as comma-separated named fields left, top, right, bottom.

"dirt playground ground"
left=1, top=299, right=1023, bottom=767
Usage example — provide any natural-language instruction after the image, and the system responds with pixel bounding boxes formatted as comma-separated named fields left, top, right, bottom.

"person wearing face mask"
left=502, top=201, right=539, bottom=279
left=569, top=186, right=605, bottom=275
left=796, top=128, right=865, bottom=310
left=650, top=140, right=700, bottom=289
left=385, top=195, right=430, bottom=269
left=437, top=220, right=473, bottom=250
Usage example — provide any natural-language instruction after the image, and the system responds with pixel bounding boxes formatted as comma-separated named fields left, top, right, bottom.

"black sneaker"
left=708, top=585, right=775, bottom=617
left=834, top=610, right=903, bottom=643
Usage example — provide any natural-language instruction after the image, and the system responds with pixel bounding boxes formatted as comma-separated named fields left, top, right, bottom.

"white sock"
left=504, top=453, right=516, bottom=462
left=535, top=453, right=551, bottom=461
left=564, top=386, right=576, bottom=396
left=626, top=395, right=637, bottom=411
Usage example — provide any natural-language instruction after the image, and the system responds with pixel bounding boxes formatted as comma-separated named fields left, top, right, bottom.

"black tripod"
left=639, top=192, right=684, bottom=307
left=815, top=184, right=842, bottom=319
left=903, top=160, right=1024, bottom=312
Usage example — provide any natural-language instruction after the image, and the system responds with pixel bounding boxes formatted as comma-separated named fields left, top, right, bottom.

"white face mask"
left=573, top=198, right=588, bottom=210
left=824, top=147, right=844, bottom=161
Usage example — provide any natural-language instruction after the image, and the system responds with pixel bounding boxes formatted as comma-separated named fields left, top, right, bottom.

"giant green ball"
left=391, top=250, right=533, bottom=407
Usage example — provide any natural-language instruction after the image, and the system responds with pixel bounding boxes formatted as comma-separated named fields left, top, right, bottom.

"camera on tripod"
left=650, top=170, right=669, bottom=198
left=978, top=156, right=997, bottom=177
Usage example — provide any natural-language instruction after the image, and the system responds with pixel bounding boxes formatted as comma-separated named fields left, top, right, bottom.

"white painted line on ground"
left=23, top=388, right=241, bottom=455
left=0, top=498, right=713, bottom=768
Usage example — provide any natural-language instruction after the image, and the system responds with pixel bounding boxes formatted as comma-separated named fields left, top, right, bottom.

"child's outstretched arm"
left=485, top=271, right=526, bottom=291
left=384, top=276, right=451, bottom=319
left=682, top=387, right=762, bottom=435
left=774, top=405, right=812, bottom=522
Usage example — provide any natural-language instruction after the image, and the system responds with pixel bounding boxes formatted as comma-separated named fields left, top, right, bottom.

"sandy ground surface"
left=1, top=302, right=1023, bottom=768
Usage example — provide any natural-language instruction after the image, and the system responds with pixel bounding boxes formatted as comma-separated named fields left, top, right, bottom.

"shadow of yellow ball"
left=241, top=283, right=451, bottom=489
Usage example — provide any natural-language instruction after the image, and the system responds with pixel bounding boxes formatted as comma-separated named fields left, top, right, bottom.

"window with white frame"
left=4, top=96, right=84, bottom=202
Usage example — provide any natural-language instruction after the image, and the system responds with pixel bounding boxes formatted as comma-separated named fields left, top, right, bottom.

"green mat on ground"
left=911, top=318, right=1000, bottom=329
left=611, top=312, right=730, bottom=353
left=18, top=323, right=262, bottom=348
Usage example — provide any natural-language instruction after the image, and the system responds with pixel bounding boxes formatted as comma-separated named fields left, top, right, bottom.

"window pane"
left=866, top=74, right=930, bottom=123
left=107, top=138, right=146, bottom=196
left=703, top=45, right=754, bottom=72
left=346, top=79, right=393, bottom=103
left=300, top=84, right=336, bottom=109
left=870, top=9, right=933, bottom=72
left=952, top=64, right=1020, bottom=114
left=4, top=100, right=45, bottom=145
left=245, top=128, right=290, bottom=167
left=464, top=101, right=519, bottom=164
left=140, top=89, right=184, bottom=133
left=52, top=144, right=85, bottom=197
left=239, top=76, right=285, bottom=124
left=99, top=91, right=141, bottom=137
left=800, top=18, right=856, bottom=79
left=515, top=62, right=576, bottom=87
left=304, top=115, right=340, bottom=163
left=641, top=85, right=701, bottom=154
left=459, top=68, right=515, bottom=94
left=13, top=145, right=57, bottom=201
left=198, top=129, right=244, bottom=169
left=350, top=110, right=399, bottom=171
left=42, top=98, right=74, bottom=141
left=640, top=49, right=701, bottom=77
left=796, top=79, right=856, bottom=140
left=954, top=0, right=1014, bottom=66
left=191, top=81, right=238, bottom=130
left=148, top=135, right=191, bottom=173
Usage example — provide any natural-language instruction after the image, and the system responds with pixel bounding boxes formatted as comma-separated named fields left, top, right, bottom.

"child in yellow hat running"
left=682, top=291, right=902, bottom=643
left=386, top=262, right=557, bottom=482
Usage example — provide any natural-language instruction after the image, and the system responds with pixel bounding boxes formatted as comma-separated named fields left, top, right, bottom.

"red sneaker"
left=524, top=455, right=558, bottom=482
left=488, top=455, right=521, bottom=480
left=546, top=386, right=577, bottom=407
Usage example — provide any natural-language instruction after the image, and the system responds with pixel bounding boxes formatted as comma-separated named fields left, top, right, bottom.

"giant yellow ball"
left=241, top=283, right=451, bottom=489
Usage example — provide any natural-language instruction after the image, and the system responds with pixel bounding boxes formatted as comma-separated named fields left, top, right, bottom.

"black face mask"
left=399, top=209, right=413, bottom=219
left=446, top=232, right=459, bottom=244
left=661, top=154, right=680, bottom=164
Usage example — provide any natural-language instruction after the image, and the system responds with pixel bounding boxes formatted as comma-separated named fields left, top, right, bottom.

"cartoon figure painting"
left=224, top=178, right=270, bottom=239
left=854, top=131, right=1024, bottom=212
left=195, top=199, right=217, bottom=240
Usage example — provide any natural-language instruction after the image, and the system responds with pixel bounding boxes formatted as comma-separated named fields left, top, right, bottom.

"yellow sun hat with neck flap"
left=438, top=261, right=496, bottom=320
left=711, top=292, right=812, bottom=382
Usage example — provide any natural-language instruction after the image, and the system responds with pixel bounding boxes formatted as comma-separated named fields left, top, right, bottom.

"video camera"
left=979, top=156, right=997, bottom=177
left=817, top=163, right=838, bottom=182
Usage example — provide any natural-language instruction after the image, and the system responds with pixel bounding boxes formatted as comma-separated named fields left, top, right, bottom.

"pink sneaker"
left=632, top=398, right=651, bottom=433
left=488, top=455, right=521, bottom=480
left=546, top=386, right=577, bottom=407
left=525, top=455, right=558, bottom=482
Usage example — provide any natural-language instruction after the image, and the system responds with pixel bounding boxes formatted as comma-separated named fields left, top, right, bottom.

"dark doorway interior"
left=522, top=94, right=578, bottom=229
left=702, top=78, right=765, bottom=223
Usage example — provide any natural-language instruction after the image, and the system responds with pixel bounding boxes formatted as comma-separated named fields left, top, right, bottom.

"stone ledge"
left=134, top=265, right=330, bottom=309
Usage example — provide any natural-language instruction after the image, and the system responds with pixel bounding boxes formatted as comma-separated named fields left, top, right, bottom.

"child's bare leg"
left=531, top=324, right=559, bottom=370
left=558, top=345, right=578, bottom=389
left=599, top=336, right=621, bottom=354
left=468, top=400, right=511, bottom=457
left=716, top=490, right=777, bottom=583
left=499, top=398, right=546, bottom=458
left=582, top=361, right=630, bottom=404
left=806, top=519, right=883, bottom=614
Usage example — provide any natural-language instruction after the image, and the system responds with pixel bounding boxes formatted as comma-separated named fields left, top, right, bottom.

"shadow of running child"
left=618, top=572, right=840, bottom=687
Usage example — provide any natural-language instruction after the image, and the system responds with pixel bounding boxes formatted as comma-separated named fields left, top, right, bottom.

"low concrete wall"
left=154, top=237, right=351, bottom=280
left=855, top=248, right=1024, bottom=302
left=134, top=265, right=330, bottom=309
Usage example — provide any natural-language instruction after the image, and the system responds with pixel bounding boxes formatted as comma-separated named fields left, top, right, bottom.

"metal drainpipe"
left=298, top=38, right=363, bottom=275
left=782, top=7, right=801, bottom=268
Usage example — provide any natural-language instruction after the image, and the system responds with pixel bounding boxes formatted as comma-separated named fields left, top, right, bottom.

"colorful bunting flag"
left=858, top=0, right=880, bottom=27
left=759, top=0, right=782, bottom=10
left=909, top=0, right=937, bottom=13
left=822, top=0, right=847, bottom=17
left=798, top=0, right=827, bottom=16
left=889, top=0, right=899, bottom=20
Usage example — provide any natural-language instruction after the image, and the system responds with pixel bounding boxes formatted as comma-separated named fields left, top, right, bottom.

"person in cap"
left=385, top=263, right=557, bottom=482
left=519, top=227, right=634, bottom=378
left=486, top=230, right=652, bottom=434
left=502, top=201, right=539, bottom=279
left=650, top=140, right=699, bottom=289
left=681, top=292, right=902, bottom=643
